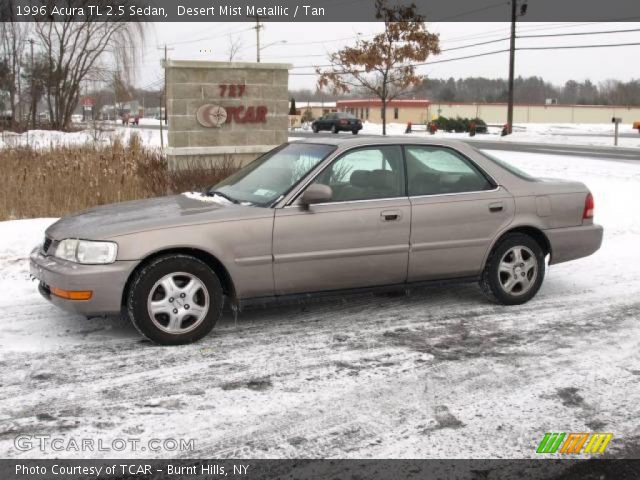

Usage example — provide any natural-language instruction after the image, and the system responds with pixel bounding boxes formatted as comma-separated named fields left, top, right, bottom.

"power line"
left=288, top=39, right=640, bottom=76
left=161, top=26, right=253, bottom=47
left=264, top=35, right=512, bottom=60
left=289, top=48, right=511, bottom=75
left=519, top=41, right=640, bottom=50
left=519, top=27, right=640, bottom=39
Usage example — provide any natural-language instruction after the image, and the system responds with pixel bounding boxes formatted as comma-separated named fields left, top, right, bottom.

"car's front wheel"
left=126, top=254, right=223, bottom=345
left=332, top=124, right=339, bottom=134
left=312, top=124, right=319, bottom=133
left=480, top=233, right=545, bottom=305
left=352, top=129, right=359, bottom=135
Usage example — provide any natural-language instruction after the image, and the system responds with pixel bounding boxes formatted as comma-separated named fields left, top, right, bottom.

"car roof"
left=291, top=136, right=471, bottom=149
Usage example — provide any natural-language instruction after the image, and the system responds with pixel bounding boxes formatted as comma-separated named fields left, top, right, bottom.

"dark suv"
left=312, top=113, right=363, bottom=134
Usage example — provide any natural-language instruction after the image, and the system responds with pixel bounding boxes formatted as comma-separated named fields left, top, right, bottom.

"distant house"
left=298, top=101, right=337, bottom=121
left=337, top=99, right=431, bottom=124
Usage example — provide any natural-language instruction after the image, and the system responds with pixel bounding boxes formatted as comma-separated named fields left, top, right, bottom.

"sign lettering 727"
left=219, top=84, right=246, bottom=98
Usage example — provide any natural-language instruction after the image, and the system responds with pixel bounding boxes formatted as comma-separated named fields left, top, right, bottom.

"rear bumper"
left=546, top=223, right=603, bottom=265
left=29, top=247, right=138, bottom=316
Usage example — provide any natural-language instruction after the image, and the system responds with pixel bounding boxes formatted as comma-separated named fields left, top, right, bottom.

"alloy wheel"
left=498, top=246, right=538, bottom=296
left=147, top=272, right=210, bottom=334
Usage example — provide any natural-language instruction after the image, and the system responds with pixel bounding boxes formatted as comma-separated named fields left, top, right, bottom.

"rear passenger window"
left=314, top=146, right=405, bottom=202
left=406, top=146, right=493, bottom=196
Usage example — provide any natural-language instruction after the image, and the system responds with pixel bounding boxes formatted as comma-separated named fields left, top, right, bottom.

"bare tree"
left=0, top=20, right=28, bottom=127
left=317, top=0, right=440, bottom=135
left=226, top=35, right=243, bottom=62
left=33, top=2, right=145, bottom=130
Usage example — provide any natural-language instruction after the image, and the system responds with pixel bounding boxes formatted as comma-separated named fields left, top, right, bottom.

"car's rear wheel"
left=480, top=233, right=545, bottom=305
left=332, top=124, right=339, bottom=134
left=126, top=254, right=223, bottom=345
left=352, top=129, right=359, bottom=135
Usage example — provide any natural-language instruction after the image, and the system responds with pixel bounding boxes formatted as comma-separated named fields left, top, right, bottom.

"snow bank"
left=0, top=126, right=162, bottom=150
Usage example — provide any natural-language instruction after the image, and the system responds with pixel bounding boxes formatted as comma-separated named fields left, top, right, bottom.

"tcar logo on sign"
left=196, top=104, right=227, bottom=128
left=536, top=432, right=613, bottom=454
left=196, top=84, right=268, bottom=128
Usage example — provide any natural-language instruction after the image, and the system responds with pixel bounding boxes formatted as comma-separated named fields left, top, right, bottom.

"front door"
left=404, top=145, right=515, bottom=281
left=273, top=145, right=410, bottom=295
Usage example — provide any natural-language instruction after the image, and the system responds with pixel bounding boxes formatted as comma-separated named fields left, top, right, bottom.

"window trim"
left=402, top=144, right=498, bottom=198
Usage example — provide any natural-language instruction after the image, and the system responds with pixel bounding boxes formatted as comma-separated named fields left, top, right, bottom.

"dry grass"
left=0, top=135, right=239, bottom=220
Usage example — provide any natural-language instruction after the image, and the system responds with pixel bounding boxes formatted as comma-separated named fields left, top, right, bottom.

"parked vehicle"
left=312, top=112, right=363, bottom=134
left=31, top=138, right=603, bottom=345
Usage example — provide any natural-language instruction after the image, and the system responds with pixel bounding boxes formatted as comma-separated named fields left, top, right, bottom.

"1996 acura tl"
left=30, top=138, right=603, bottom=345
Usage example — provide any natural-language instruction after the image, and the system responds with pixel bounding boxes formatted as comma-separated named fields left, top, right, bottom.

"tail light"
left=339, top=119, right=348, bottom=125
left=583, top=192, right=594, bottom=220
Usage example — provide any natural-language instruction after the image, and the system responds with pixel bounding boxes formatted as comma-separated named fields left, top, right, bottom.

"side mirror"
left=300, top=183, right=332, bottom=207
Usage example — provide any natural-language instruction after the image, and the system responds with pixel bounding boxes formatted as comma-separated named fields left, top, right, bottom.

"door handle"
left=489, top=202, right=504, bottom=213
left=381, top=210, right=401, bottom=221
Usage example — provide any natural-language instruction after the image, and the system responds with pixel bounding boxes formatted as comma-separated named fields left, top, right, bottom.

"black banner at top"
left=2, top=0, right=640, bottom=22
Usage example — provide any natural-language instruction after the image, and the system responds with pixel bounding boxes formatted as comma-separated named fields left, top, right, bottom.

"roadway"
left=107, top=122, right=639, bottom=162
left=288, top=130, right=640, bottom=161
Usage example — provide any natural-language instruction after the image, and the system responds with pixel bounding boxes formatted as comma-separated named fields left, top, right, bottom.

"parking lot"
left=1, top=150, right=639, bottom=459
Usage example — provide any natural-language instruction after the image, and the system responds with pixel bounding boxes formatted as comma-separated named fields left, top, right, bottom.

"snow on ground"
left=0, top=151, right=639, bottom=460
left=352, top=122, right=640, bottom=148
left=0, top=126, right=162, bottom=150
left=2, top=121, right=640, bottom=152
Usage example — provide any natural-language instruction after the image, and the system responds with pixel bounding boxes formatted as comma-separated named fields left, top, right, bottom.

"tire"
left=480, top=233, right=545, bottom=305
left=332, top=124, right=339, bottom=134
left=352, top=129, right=359, bottom=135
left=312, top=124, right=319, bottom=133
left=126, top=254, right=223, bottom=345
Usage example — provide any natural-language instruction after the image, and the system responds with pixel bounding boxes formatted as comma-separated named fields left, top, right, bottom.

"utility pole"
left=159, top=93, right=164, bottom=149
left=29, top=38, right=36, bottom=128
left=157, top=44, right=174, bottom=124
left=250, top=15, right=268, bottom=62
left=506, top=0, right=527, bottom=135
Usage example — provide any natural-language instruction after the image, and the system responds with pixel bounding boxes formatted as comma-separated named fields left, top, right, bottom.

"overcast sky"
left=133, top=22, right=640, bottom=91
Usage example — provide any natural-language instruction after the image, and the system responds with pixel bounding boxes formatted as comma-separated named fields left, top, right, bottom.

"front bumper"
left=29, top=247, right=138, bottom=316
left=546, top=223, right=604, bottom=265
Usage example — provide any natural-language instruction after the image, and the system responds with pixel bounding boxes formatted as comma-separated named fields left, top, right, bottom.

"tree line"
left=290, top=76, right=640, bottom=106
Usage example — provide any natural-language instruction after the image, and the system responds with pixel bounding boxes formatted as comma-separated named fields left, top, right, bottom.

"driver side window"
left=314, top=146, right=405, bottom=202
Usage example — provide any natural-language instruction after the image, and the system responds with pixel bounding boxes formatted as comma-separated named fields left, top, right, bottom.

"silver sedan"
left=30, top=138, right=603, bottom=345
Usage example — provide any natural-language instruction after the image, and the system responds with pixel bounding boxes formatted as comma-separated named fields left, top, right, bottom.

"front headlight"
left=54, top=239, right=118, bottom=264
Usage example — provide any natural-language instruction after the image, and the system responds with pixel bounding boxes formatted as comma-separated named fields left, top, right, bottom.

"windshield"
left=208, top=143, right=336, bottom=206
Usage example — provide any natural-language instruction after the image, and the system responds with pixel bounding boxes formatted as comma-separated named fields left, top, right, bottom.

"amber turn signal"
left=50, top=287, right=93, bottom=301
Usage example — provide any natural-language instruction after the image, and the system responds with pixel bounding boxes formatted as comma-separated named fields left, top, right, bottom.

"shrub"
left=0, top=135, right=239, bottom=220
left=433, top=115, right=488, bottom=133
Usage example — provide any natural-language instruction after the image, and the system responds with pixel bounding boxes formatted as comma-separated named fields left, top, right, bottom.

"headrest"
left=349, top=170, right=370, bottom=188
left=370, top=169, right=395, bottom=190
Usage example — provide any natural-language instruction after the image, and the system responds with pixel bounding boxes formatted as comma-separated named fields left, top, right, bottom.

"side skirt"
left=236, top=276, right=479, bottom=310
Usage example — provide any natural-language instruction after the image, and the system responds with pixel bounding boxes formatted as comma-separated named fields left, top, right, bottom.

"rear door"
left=273, top=145, right=410, bottom=295
left=405, top=145, right=515, bottom=281
left=320, top=113, right=335, bottom=130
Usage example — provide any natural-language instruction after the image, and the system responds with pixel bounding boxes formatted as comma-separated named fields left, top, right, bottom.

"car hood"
left=46, top=193, right=271, bottom=240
